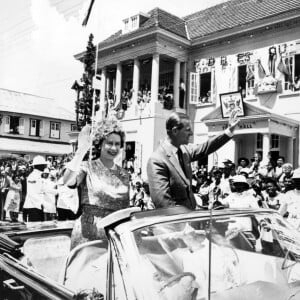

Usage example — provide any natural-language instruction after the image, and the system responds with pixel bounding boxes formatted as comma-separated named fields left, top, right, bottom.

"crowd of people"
left=191, top=152, right=300, bottom=227
left=0, top=154, right=79, bottom=223
left=0, top=153, right=151, bottom=224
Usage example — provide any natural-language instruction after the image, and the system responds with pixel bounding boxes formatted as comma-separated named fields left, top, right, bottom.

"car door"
left=0, top=254, right=74, bottom=300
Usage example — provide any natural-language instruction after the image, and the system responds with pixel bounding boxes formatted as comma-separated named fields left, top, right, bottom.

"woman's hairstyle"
left=92, top=117, right=125, bottom=148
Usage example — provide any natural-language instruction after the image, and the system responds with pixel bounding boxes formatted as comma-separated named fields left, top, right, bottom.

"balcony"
left=110, top=90, right=176, bottom=121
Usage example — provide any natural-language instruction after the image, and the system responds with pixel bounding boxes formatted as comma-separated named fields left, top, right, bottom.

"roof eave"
left=74, top=26, right=191, bottom=61
left=191, top=11, right=300, bottom=46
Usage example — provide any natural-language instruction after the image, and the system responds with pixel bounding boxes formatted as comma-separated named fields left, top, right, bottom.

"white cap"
left=43, top=168, right=50, bottom=174
left=32, top=155, right=47, bottom=166
left=232, top=175, right=249, bottom=186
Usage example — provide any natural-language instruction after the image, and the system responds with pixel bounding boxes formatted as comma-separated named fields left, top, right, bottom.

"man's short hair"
left=166, top=112, right=189, bottom=136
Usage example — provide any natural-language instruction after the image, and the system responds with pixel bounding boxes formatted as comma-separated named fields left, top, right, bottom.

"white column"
left=100, top=67, right=106, bottom=112
left=151, top=53, right=160, bottom=102
left=115, top=62, right=122, bottom=103
left=132, top=58, right=140, bottom=104
left=262, top=133, right=270, bottom=164
left=173, top=60, right=180, bottom=108
left=287, top=137, right=294, bottom=166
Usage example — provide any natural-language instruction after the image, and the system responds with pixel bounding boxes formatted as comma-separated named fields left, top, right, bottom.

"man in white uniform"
left=23, top=155, right=47, bottom=222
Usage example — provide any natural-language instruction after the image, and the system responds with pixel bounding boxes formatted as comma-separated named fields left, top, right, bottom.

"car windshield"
left=132, top=212, right=300, bottom=299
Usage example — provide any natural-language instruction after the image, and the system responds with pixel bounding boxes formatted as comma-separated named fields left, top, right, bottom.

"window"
left=200, top=72, right=212, bottom=103
left=238, top=64, right=255, bottom=98
left=189, top=71, right=214, bottom=105
left=124, top=19, right=129, bottom=30
left=71, top=124, right=77, bottom=131
left=50, top=122, right=60, bottom=139
left=30, top=119, right=43, bottom=137
left=256, top=133, right=263, bottom=150
left=3, top=116, right=24, bottom=134
left=271, top=134, right=280, bottom=150
left=131, top=16, right=138, bottom=28
left=189, top=72, right=199, bottom=104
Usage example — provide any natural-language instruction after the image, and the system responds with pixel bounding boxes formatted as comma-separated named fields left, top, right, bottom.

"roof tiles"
left=184, top=0, right=300, bottom=39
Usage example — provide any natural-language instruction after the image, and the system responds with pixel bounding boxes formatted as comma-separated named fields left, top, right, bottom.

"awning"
left=0, top=137, right=72, bottom=155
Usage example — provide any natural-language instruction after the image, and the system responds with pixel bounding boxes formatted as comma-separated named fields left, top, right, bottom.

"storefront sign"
left=222, top=121, right=256, bottom=130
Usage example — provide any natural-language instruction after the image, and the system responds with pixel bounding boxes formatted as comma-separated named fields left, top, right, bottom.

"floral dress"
left=71, top=159, right=129, bottom=249
left=4, top=177, right=22, bottom=213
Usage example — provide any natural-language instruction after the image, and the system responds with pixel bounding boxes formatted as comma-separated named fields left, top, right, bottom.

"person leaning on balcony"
left=23, top=155, right=48, bottom=222
left=64, top=117, right=130, bottom=249
left=146, top=110, right=240, bottom=209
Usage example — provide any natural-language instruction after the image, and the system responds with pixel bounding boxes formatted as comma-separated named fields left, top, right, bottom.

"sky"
left=0, top=0, right=227, bottom=113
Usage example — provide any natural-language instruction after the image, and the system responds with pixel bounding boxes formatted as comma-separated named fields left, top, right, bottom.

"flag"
left=277, top=57, right=293, bottom=83
left=82, top=0, right=95, bottom=26
left=257, top=59, right=266, bottom=79
left=246, top=64, right=255, bottom=81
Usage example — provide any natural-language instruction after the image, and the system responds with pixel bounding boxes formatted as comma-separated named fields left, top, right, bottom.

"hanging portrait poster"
left=220, top=91, right=245, bottom=118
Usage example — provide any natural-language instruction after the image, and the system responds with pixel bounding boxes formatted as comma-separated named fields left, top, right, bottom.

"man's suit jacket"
left=147, top=133, right=231, bottom=209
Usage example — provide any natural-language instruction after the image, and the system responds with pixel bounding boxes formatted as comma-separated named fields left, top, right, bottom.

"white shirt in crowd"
left=221, top=191, right=259, bottom=209
left=23, top=169, right=44, bottom=210
left=42, top=178, right=58, bottom=214
left=57, top=177, right=79, bottom=214
left=279, top=189, right=300, bottom=229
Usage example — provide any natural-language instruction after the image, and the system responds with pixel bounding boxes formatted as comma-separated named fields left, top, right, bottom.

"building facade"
left=76, top=0, right=300, bottom=175
left=0, top=88, right=76, bottom=160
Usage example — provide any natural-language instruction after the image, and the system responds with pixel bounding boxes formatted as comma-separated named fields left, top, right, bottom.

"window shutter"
left=189, top=72, right=199, bottom=104
left=4, top=116, right=10, bottom=133
left=19, top=118, right=25, bottom=134
left=39, top=120, right=44, bottom=137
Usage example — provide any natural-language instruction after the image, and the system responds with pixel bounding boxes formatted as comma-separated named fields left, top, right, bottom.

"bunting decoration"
left=220, top=56, right=228, bottom=66
left=277, top=57, right=293, bottom=83
left=257, top=59, right=266, bottom=79
left=246, top=64, right=255, bottom=82
left=268, top=46, right=277, bottom=78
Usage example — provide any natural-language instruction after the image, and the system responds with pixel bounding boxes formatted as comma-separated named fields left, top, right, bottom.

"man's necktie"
left=177, top=148, right=186, bottom=176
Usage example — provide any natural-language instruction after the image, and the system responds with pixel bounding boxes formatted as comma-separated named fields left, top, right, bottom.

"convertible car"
left=1, top=207, right=300, bottom=300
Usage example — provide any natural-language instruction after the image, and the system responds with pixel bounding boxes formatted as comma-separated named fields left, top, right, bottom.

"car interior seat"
left=22, top=234, right=71, bottom=282
left=60, top=239, right=108, bottom=296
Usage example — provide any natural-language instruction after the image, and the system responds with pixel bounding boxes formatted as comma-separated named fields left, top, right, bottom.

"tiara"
left=92, top=117, right=123, bottom=140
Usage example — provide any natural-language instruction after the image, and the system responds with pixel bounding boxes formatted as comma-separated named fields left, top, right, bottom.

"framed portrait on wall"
left=220, top=91, right=245, bottom=118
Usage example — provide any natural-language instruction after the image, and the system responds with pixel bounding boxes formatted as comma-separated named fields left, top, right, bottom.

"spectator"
left=236, top=157, right=249, bottom=175
left=56, top=165, right=79, bottom=220
left=131, top=181, right=145, bottom=210
left=282, top=176, right=294, bottom=193
left=42, top=168, right=58, bottom=221
left=278, top=163, right=293, bottom=189
left=220, top=175, right=259, bottom=209
left=275, top=156, right=285, bottom=180
left=249, top=152, right=262, bottom=178
left=3, top=173, right=22, bottom=222
left=263, top=178, right=283, bottom=210
left=142, top=181, right=155, bottom=210
left=23, top=155, right=48, bottom=222
left=279, top=168, right=300, bottom=228
left=0, top=170, right=9, bottom=220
